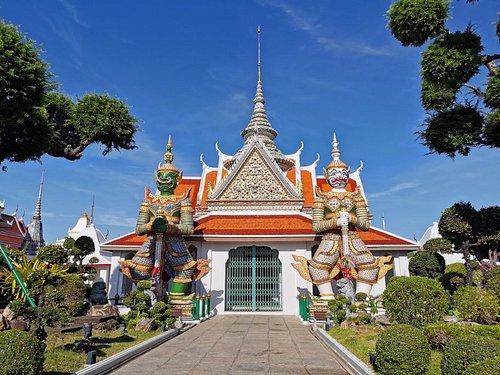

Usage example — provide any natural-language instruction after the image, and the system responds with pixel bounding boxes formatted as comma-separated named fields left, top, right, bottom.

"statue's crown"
left=326, top=133, right=348, bottom=171
left=157, top=135, right=180, bottom=175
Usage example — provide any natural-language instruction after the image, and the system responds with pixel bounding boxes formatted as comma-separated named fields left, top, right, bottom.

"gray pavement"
left=111, top=315, right=350, bottom=375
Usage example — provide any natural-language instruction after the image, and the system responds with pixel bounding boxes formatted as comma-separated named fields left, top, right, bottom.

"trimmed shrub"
left=485, top=272, right=500, bottom=299
left=445, top=263, right=466, bottom=275
left=440, top=263, right=467, bottom=293
left=375, top=324, right=430, bottom=375
left=467, top=357, right=500, bottom=375
left=0, top=330, right=45, bottom=375
left=441, top=335, right=500, bottom=375
left=484, top=266, right=500, bottom=282
left=452, top=286, right=499, bottom=324
left=355, top=292, right=367, bottom=302
left=383, top=276, right=449, bottom=328
left=409, top=250, right=445, bottom=278
left=424, top=322, right=500, bottom=350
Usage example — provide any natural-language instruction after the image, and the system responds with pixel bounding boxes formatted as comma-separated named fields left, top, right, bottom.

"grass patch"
left=43, top=329, right=161, bottom=375
left=328, top=326, right=381, bottom=367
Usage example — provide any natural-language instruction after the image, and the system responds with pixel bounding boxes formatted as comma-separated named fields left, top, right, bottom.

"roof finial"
left=257, top=25, right=261, bottom=82
left=33, top=171, right=44, bottom=220
left=90, top=194, right=95, bottom=224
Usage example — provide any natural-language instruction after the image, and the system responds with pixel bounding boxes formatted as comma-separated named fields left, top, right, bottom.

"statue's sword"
left=154, top=233, right=163, bottom=295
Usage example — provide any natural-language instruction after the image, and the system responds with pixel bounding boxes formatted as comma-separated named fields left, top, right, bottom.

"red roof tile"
left=104, top=215, right=414, bottom=246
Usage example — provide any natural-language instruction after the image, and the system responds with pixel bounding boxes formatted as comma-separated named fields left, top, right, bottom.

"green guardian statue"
left=120, top=136, right=209, bottom=303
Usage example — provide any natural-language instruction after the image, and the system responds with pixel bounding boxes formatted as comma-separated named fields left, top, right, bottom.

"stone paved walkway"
left=111, top=315, right=350, bottom=375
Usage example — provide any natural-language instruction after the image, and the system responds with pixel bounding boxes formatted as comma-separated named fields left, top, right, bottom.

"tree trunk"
left=463, top=241, right=474, bottom=286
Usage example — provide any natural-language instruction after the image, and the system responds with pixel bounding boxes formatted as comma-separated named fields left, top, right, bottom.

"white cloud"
left=99, top=214, right=137, bottom=228
left=369, top=181, right=420, bottom=198
left=259, top=0, right=391, bottom=56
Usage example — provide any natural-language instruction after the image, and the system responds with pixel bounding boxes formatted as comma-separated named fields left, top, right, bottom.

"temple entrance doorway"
left=225, top=245, right=282, bottom=312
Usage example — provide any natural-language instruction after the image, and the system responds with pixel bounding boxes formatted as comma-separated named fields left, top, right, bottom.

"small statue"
left=293, top=133, right=392, bottom=299
left=89, top=278, right=108, bottom=305
left=120, top=136, right=209, bottom=304
left=336, top=277, right=356, bottom=305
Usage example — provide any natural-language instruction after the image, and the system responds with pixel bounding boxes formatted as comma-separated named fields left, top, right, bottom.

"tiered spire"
left=225, top=26, right=293, bottom=172
left=27, top=172, right=45, bottom=255
left=241, top=26, right=277, bottom=142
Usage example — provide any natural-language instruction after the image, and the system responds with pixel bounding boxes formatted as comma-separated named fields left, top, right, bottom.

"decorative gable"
left=206, top=140, right=303, bottom=211
left=220, top=149, right=292, bottom=200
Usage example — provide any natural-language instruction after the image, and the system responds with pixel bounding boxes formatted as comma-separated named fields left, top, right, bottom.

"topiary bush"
left=485, top=267, right=500, bottom=299
left=0, top=330, right=45, bottom=375
left=375, top=324, right=430, bottom=375
left=424, top=322, right=500, bottom=350
left=452, top=286, right=499, bottom=324
left=383, top=276, right=449, bottom=328
left=409, top=250, right=445, bottom=278
left=441, top=335, right=500, bottom=375
left=467, top=357, right=500, bottom=375
left=440, top=263, right=467, bottom=293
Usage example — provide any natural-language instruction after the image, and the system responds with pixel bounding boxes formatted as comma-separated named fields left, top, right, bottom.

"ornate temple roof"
left=0, top=202, right=28, bottom=250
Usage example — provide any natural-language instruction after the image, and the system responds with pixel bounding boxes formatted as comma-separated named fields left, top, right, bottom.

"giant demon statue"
left=292, top=134, right=392, bottom=298
left=120, top=136, right=209, bottom=303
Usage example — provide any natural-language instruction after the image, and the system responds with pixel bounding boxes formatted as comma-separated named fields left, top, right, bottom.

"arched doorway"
left=225, top=245, right=282, bottom=312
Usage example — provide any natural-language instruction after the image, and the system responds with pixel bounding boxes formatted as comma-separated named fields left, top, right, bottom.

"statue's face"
left=156, top=170, right=178, bottom=195
left=327, top=168, right=349, bottom=189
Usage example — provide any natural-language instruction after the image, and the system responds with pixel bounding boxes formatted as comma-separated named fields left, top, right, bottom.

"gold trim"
left=172, top=260, right=197, bottom=271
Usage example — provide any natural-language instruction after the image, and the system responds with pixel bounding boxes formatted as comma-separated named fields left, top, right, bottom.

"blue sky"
left=1, top=0, right=499, bottom=243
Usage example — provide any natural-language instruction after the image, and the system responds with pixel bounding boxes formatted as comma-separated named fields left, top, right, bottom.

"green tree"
left=438, top=202, right=500, bottom=285
left=387, top=0, right=500, bottom=157
left=409, top=250, right=446, bottom=278
left=0, top=20, right=138, bottom=170
left=423, top=237, right=453, bottom=253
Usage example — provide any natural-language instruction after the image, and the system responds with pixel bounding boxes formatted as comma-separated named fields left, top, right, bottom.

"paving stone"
left=111, top=315, right=349, bottom=374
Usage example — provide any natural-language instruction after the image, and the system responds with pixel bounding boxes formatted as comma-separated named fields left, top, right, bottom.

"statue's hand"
left=152, top=217, right=167, bottom=233
left=337, top=212, right=349, bottom=227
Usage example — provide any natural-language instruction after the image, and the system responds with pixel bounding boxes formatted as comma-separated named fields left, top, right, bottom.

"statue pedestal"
left=309, top=300, right=329, bottom=320
left=170, top=299, right=194, bottom=319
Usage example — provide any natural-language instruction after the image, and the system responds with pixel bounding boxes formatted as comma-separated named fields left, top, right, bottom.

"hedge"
left=383, top=276, right=449, bottom=328
left=375, top=324, right=430, bottom=375
left=0, top=330, right=45, bottom=375
left=441, top=335, right=500, bottom=375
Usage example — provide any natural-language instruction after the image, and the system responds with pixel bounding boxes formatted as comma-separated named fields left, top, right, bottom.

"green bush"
left=136, top=280, right=153, bottom=291
left=0, top=330, right=45, bottom=375
left=383, top=276, right=449, bottom=328
left=409, top=250, right=445, bottom=278
left=441, top=335, right=500, bottom=375
left=440, top=263, right=467, bottom=293
left=57, top=275, right=85, bottom=316
left=424, top=322, right=500, bottom=350
left=467, top=357, right=500, bottom=375
left=485, top=274, right=500, bottom=299
left=355, top=292, right=367, bottom=301
left=375, top=324, right=430, bottom=375
left=484, top=266, right=500, bottom=282
left=452, top=286, right=499, bottom=324
left=445, top=263, right=466, bottom=275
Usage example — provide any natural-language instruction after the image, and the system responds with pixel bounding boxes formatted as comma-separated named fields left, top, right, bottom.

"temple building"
left=0, top=201, right=28, bottom=250
left=101, top=30, right=419, bottom=314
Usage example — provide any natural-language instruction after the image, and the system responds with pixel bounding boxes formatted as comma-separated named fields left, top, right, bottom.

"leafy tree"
left=387, top=0, right=500, bottom=157
left=0, top=20, right=138, bottom=170
left=36, top=244, right=70, bottom=265
left=409, top=250, right=446, bottom=278
left=423, top=237, right=452, bottom=253
left=439, top=202, right=500, bottom=285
